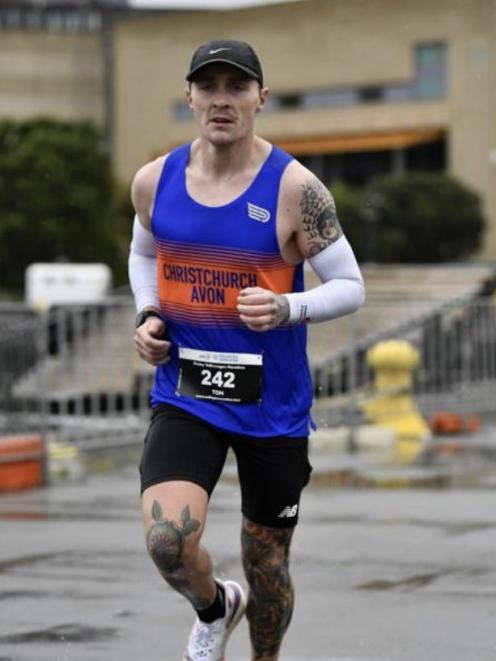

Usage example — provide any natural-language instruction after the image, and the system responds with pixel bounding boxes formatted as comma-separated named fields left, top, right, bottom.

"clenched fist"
left=134, top=316, right=171, bottom=365
left=237, top=287, right=290, bottom=332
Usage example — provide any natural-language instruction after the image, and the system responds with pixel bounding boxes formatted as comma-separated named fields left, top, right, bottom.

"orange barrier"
left=0, top=435, right=45, bottom=492
left=429, top=412, right=481, bottom=435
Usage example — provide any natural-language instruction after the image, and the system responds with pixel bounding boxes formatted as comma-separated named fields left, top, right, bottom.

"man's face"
left=186, top=63, right=268, bottom=146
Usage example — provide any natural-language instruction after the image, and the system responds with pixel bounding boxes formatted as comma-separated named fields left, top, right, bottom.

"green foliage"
left=0, top=119, right=131, bottom=294
left=332, top=172, right=485, bottom=263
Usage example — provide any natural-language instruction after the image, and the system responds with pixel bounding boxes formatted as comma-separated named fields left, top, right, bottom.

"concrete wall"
left=0, top=31, right=104, bottom=123
left=113, top=0, right=496, bottom=259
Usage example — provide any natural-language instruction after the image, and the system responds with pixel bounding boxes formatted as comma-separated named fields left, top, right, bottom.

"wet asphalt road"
left=2, top=460, right=496, bottom=661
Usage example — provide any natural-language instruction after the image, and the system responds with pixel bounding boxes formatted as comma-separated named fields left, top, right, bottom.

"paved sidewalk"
left=2, top=459, right=496, bottom=660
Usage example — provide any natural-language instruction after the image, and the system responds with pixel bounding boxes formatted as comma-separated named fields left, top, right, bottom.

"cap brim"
left=186, top=59, right=261, bottom=83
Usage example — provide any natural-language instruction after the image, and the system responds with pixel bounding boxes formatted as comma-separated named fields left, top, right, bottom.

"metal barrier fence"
left=0, top=305, right=44, bottom=436
left=311, top=295, right=496, bottom=429
left=1, top=295, right=495, bottom=447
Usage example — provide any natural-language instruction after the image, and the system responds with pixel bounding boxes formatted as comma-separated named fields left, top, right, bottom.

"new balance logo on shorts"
left=247, top=202, right=271, bottom=223
left=277, top=504, right=298, bottom=518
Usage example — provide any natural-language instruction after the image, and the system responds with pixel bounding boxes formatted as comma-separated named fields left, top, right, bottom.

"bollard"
left=362, top=340, right=431, bottom=462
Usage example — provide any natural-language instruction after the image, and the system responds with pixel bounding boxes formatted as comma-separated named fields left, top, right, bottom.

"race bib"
left=177, top=347, right=262, bottom=403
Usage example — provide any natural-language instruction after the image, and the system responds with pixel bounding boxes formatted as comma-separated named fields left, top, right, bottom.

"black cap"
left=186, top=39, right=264, bottom=86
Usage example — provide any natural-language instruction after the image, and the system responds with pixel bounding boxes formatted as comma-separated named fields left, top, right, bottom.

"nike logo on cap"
left=208, top=48, right=231, bottom=54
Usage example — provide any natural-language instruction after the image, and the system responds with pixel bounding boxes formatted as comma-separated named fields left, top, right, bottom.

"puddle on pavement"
left=0, top=549, right=139, bottom=576
left=114, top=609, right=134, bottom=618
left=0, top=590, right=48, bottom=600
left=0, top=623, right=118, bottom=644
left=0, top=552, right=59, bottom=574
left=443, top=521, right=496, bottom=535
left=357, top=569, right=453, bottom=591
left=0, top=508, right=133, bottom=522
left=308, top=512, right=496, bottom=536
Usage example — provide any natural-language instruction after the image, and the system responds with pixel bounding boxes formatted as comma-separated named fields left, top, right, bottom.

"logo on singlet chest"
left=247, top=202, right=271, bottom=223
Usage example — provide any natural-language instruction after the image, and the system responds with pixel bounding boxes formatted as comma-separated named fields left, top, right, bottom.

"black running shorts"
left=139, top=403, right=312, bottom=528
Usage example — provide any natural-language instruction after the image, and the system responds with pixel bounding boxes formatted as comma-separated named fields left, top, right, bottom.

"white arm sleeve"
left=128, top=215, right=159, bottom=312
left=285, top=235, right=365, bottom=324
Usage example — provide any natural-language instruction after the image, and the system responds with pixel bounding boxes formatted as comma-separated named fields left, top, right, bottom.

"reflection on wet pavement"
left=307, top=513, right=496, bottom=535
left=357, top=570, right=454, bottom=591
left=0, top=590, right=48, bottom=600
left=0, top=552, right=60, bottom=574
left=0, top=623, right=117, bottom=644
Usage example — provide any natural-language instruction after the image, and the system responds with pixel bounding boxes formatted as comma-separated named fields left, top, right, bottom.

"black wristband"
left=135, top=309, right=162, bottom=328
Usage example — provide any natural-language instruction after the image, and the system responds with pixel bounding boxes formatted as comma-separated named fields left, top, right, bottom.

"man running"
left=129, top=39, right=364, bottom=661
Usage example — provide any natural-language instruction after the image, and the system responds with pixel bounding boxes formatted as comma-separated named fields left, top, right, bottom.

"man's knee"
left=242, top=518, right=293, bottom=572
left=241, top=518, right=294, bottom=596
left=145, top=500, right=202, bottom=576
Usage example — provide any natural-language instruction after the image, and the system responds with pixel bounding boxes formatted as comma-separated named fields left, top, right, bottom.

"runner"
left=129, top=39, right=365, bottom=661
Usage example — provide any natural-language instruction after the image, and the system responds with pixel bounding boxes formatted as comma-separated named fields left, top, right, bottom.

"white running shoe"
left=182, top=580, right=246, bottom=661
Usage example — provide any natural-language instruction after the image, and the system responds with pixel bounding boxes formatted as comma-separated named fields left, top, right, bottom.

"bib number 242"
left=200, top=369, right=235, bottom=390
left=177, top=347, right=262, bottom=403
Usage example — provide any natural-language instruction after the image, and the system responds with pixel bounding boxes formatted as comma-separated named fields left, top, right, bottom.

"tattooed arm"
left=237, top=164, right=364, bottom=329
left=281, top=169, right=365, bottom=323
left=297, top=177, right=343, bottom=258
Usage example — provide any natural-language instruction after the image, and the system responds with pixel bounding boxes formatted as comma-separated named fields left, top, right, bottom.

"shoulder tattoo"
left=299, top=179, right=343, bottom=257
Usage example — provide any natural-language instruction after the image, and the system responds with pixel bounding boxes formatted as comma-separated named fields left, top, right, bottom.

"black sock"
left=196, top=582, right=226, bottom=623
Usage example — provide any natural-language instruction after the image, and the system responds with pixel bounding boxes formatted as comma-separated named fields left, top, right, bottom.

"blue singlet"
left=150, top=143, right=313, bottom=438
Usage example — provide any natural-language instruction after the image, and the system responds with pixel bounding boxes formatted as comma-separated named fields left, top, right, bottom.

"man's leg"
left=140, top=404, right=229, bottom=610
left=142, top=479, right=216, bottom=609
left=241, top=517, right=295, bottom=661
left=231, top=432, right=312, bottom=661
left=140, top=405, right=246, bottom=659
left=143, top=479, right=246, bottom=660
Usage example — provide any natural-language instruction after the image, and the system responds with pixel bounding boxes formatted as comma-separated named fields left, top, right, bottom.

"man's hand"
left=237, top=287, right=290, bottom=332
left=134, top=317, right=171, bottom=365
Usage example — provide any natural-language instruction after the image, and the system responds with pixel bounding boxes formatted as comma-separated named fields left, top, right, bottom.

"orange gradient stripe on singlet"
left=156, top=239, right=296, bottom=327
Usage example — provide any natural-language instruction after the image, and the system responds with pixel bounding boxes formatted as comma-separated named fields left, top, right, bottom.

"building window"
left=302, top=88, right=358, bottom=109
left=358, top=86, right=383, bottom=104
left=25, top=10, right=42, bottom=30
left=278, top=92, right=302, bottom=110
left=384, top=83, right=413, bottom=103
left=45, top=11, right=64, bottom=31
left=64, top=12, right=83, bottom=32
left=87, top=12, right=102, bottom=31
left=3, top=9, right=21, bottom=29
left=415, top=43, right=448, bottom=99
left=0, top=7, right=102, bottom=32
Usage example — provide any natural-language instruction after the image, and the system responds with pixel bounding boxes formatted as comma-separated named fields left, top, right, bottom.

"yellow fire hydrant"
left=362, top=340, right=431, bottom=462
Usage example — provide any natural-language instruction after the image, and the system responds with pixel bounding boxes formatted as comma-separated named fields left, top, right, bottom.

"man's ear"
left=185, top=84, right=193, bottom=108
left=257, top=86, right=269, bottom=113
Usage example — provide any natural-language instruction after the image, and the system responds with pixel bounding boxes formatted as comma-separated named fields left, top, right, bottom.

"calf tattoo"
left=241, top=519, right=295, bottom=659
left=300, top=178, right=343, bottom=257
